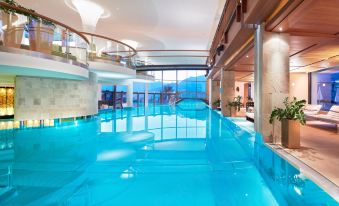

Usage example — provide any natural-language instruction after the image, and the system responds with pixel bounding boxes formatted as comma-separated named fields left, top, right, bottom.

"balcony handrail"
left=0, top=2, right=89, bottom=44
left=81, top=32, right=137, bottom=58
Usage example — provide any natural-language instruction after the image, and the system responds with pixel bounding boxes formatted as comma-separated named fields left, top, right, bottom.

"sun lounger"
left=303, top=104, right=322, bottom=116
left=306, top=105, right=339, bottom=132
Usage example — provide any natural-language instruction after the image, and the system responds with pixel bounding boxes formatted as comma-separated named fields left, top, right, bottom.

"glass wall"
left=100, top=85, right=127, bottom=109
left=148, top=70, right=207, bottom=103
left=99, top=70, right=207, bottom=108
left=133, top=82, right=145, bottom=107
left=314, top=72, right=339, bottom=111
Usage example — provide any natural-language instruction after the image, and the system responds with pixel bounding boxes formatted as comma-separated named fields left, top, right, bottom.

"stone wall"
left=14, top=73, right=98, bottom=121
left=208, top=79, right=220, bottom=107
left=260, top=32, right=290, bottom=142
left=220, top=70, right=235, bottom=116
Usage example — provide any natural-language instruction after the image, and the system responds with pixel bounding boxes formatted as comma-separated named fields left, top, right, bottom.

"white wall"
left=290, top=73, right=308, bottom=102
left=235, top=81, right=245, bottom=102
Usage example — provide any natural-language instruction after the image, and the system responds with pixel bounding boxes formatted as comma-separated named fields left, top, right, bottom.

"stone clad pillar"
left=220, top=69, right=235, bottom=116
left=208, top=79, right=220, bottom=107
left=254, top=25, right=290, bottom=142
left=126, top=81, right=133, bottom=108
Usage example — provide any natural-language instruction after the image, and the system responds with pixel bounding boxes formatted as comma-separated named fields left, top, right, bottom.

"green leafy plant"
left=269, top=97, right=306, bottom=125
left=227, top=96, right=243, bottom=112
left=212, top=99, right=221, bottom=107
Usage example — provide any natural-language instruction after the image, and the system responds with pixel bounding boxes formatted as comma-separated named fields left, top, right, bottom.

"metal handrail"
left=81, top=32, right=137, bottom=58
left=0, top=2, right=89, bottom=43
left=0, top=2, right=89, bottom=66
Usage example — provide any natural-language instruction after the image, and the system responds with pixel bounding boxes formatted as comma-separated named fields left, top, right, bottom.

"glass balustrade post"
left=65, top=28, right=70, bottom=60
left=90, top=35, right=94, bottom=61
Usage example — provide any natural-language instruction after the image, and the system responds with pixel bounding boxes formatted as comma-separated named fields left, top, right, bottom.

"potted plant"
left=212, top=99, right=220, bottom=110
left=269, top=97, right=306, bottom=149
left=227, top=96, right=243, bottom=117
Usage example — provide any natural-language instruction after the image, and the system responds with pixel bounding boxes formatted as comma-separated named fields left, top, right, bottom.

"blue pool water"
left=0, top=99, right=337, bottom=205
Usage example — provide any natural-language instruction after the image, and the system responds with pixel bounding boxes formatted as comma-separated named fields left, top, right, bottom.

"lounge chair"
left=306, top=105, right=339, bottom=132
left=303, top=104, right=322, bottom=119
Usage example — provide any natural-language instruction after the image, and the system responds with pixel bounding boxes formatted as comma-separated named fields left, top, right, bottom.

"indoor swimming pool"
left=0, top=100, right=337, bottom=205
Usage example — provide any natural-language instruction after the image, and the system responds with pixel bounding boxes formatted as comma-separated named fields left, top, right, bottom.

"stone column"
left=208, top=79, right=220, bottom=107
left=254, top=25, right=290, bottom=143
left=220, top=69, right=235, bottom=116
left=144, top=83, right=149, bottom=107
left=126, top=81, right=133, bottom=108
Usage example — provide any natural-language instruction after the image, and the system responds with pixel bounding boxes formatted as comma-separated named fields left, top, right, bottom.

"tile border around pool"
left=267, top=144, right=339, bottom=202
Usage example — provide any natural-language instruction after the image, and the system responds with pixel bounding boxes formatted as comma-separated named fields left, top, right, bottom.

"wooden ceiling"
left=215, top=0, right=339, bottom=81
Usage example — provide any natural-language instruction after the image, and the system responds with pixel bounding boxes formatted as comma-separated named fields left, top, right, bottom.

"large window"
left=99, top=70, right=207, bottom=108
left=133, top=82, right=145, bottom=107
left=148, top=70, right=207, bottom=102
left=313, top=71, right=339, bottom=111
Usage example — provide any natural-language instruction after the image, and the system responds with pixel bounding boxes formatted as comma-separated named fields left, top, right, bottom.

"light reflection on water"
left=0, top=100, right=337, bottom=205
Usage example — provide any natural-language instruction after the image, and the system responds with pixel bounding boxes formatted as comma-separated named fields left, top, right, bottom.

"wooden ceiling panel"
left=290, top=40, right=339, bottom=67
left=235, top=71, right=253, bottom=82
left=273, top=0, right=339, bottom=34
left=301, top=43, right=339, bottom=58
left=289, top=35, right=333, bottom=56
left=236, top=48, right=254, bottom=65
left=233, top=64, right=254, bottom=72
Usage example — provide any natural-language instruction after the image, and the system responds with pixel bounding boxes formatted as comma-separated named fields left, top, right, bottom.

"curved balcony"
left=0, top=2, right=89, bottom=79
left=83, top=32, right=136, bottom=67
left=83, top=32, right=138, bottom=80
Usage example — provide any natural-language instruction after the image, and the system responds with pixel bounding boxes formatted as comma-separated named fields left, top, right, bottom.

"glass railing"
left=82, top=32, right=137, bottom=68
left=0, top=2, right=88, bottom=66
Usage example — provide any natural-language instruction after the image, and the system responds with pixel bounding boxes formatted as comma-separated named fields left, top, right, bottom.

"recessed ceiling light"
left=279, top=27, right=283, bottom=31
left=246, top=55, right=249, bottom=58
